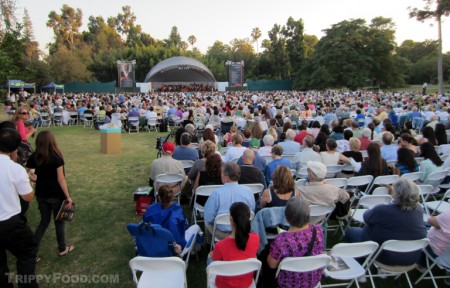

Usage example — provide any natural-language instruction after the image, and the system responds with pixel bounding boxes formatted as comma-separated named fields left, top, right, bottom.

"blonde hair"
left=349, top=138, right=361, bottom=151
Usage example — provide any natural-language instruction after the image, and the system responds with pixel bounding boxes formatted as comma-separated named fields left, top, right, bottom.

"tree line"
left=0, top=1, right=449, bottom=90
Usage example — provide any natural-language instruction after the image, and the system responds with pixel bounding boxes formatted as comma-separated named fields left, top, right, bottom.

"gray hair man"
left=292, top=135, right=321, bottom=174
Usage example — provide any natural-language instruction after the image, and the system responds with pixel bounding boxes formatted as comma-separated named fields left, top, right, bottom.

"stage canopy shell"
left=144, top=56, right=216, bottom=83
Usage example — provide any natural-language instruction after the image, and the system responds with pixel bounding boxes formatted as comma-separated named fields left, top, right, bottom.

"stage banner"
left=117, top=60, right=136, bottom=88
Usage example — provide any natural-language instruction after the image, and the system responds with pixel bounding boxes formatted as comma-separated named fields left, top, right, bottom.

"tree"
left=251, top=27, right=261, bottom=54
left=0, top=0, right=17, bottom=37
left=47, top=4, right=83, bottom=49
left=283, top=17, right=306, bottom=88
left=114, top=5, right=136, bottom=36
left=267, top=24, right=290, bottom=79
left=187, top=35, right=197, bottom=49
left=47, top=46, right=92, bottom=82
left=165, top=26, right=183, bottom=49
left=397, top=39, right=438, bottom=63
left=410, top=0, right=450, bottom=94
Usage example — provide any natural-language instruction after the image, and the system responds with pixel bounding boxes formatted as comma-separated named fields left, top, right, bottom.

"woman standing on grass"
left=26, top=131, right=74, bottom=259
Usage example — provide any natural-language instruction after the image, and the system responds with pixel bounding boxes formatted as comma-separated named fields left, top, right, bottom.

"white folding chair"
left=400, top=171, right=422, bottom=182
left=309, top=204, right=336, bottom=225
left=154, top=174, right=184, bottom=204
left=425, top=189, right=450, bottom=215
left=276, top=255, right=331, bottom=286
left=128, top=116, right=140, bottom=133
left=324, top=178, right=347, bottom=189
left=38, top=112, right=51, bottom=127
left=241, top=183, right=264, bottom=202
left=282, top=154, right=296, bottom=165
left=296, top=167, right=308, bottom=179
left=366, top=175, right=399, bottom=195
left=372, top=186, right=390, bottom=195
left=53, top=112, right=63, bottom=126
left=296, top=178, right=307, bottom=188
left=367, top=239, right=430, bottom=288
left=324, top=241, right=379, bottom=288
left=326, top=165, right=344, bottom=178
left=68, top=111, right=79, bottom=125
left=344, top=195, right=392, bottom=232
left=210, top=212, right=254, bottom=251
left=83, top=113, right=94, bottom=128
left=423, top=170, right=448, bottom=198
left=206, top=258, right=261, bottom=288
left=146, top=116, right=159, bottom=132
left=229, top=157, right=240, bottom=164
left=192, top=185, right=222, bottom=224
left=179, top=225, right=201, bottom=270
left=415, top=243, right=450, bottom=288
left=438, top=144, right=450, bottom=155
left=347, top=175, right=374, bottom=196
left=211, top=213, right=231, bottom=251
left=129, top=256, right=187, bottom=288
left=262, top=155, right=273, bottom=164
left=180, top=160, right=194, bottom=174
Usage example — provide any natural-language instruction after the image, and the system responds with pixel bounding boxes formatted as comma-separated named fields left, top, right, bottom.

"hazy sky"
left=18, top=0, right=450, bottom=53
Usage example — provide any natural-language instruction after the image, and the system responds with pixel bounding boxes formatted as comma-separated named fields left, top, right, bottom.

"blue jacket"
left=143, top=203, right=189, bottom=248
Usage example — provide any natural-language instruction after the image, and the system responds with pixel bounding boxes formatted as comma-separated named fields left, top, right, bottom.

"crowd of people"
left=2, top=87, right=450, bottom=287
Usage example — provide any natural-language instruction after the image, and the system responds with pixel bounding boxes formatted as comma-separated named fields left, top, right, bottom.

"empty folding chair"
left=425, top=189, right=450, bottom=216
left=366, top=175, right=399, bottom=195
left=400, top=171, right=422, bottom=182
left=325, top=165, right=344, bottom=178
left=344, top=195, right=392, bottom=233
left=129, top=256, right=187, bottom=288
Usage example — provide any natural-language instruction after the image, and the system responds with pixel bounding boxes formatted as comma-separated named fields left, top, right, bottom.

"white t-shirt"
left=0, top=155, right=32, bottom=221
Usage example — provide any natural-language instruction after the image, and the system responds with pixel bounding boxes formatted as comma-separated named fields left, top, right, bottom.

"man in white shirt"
left=0, top=128, right=38, bottom=288
left=293, top=135, right=322, bottom=173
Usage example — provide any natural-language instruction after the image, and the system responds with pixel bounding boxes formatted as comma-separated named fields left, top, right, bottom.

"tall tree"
left=0, top=0, right=17, bottom=37
left=165, top=26, right=184, bottom=49
left=268, top=24, right=290, bottom=79
left=410, top=0, right=450, bottom=95
left=47, top=4, right=83, bottom=49
left=187, top=35, right=197, bottom=48
left=251, top=27, right=261, bottom=54
left=22, top=8, right=39, bottom=63
left=283, top=17, right=306, bottom=87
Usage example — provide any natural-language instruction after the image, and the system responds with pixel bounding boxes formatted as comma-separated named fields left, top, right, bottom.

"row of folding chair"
left=129, top=238, right=433, bottom=288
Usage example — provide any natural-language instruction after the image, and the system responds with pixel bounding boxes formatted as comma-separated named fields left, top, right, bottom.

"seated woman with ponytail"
left=209, top=202, right=260, bottom=288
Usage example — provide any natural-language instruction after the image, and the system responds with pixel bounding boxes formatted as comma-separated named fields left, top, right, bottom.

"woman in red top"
left=12, top=106, right=35, bottom=143
left=12, top=106, right=36, bottom=165
left=210, top=202, right=260, bottom=288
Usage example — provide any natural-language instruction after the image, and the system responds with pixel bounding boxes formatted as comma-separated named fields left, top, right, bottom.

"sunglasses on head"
left=19, top=112, right=29, bottom=115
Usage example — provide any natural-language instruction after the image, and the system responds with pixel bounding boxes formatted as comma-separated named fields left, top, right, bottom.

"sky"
left=17, top=0, right=450, bottom=54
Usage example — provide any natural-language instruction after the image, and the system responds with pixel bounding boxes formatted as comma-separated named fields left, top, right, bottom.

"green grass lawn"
left=1, top=106, right=446, bottom=287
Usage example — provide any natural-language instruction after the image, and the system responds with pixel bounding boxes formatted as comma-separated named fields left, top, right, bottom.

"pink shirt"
left=428, top=211, right=450, bottom=255
left=16, top=122, right=29, bottom=142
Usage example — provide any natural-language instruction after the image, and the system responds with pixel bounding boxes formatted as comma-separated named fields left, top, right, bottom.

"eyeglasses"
left=19, top=112, right=29, bottom=115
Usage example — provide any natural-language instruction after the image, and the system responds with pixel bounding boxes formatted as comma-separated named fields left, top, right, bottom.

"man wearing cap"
left=298, top=161, right=350, bottom=221
left=149, top=142, right=186, bottom=195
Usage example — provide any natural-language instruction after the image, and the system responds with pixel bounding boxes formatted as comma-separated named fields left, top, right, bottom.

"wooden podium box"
left=100, top=132, right=121, bottom=154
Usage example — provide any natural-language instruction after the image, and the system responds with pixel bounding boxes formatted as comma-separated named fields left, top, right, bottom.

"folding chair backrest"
left=129, top=256, right=186, bottom=287
left=347, top=175, right=374, bottom=194
left=241, top=183, right=264, bottom=197
left=425, top=170, right=448, bottom=186
left=326, top=165, right=344, bottom=178
left=367, top=175, right=399, bottom=193
left=330, top=241, right=379, bottom=259
left=379, top=238, right=429, bottom=253
left=195, top=185, right=222, bottom=197
left=296, top=179, right=307, bottom=188
left=372, top=187, right=390, bottom=195
left=400, top=171, right=422, bottom=182
left=127, top=223, right=176, bottom=257
left=358, top=195, right=392, bottom=209
left=324, top=178, right=348, bottom=189
left=276, top=255, right=331, bottom=277
left=207, top=259, right=261, bottom=288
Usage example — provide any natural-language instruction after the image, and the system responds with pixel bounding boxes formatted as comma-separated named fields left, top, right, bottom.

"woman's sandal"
left=58, top=245, right=75, bottom=257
